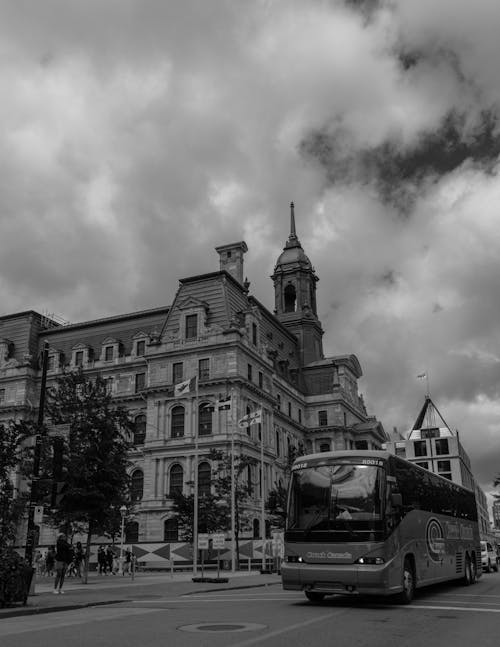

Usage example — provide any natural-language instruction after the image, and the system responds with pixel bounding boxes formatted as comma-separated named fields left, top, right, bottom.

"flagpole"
left=193, top=376, right=199, bottom=576
left=230, top=387, right=236, bottom=574
left=260, top=408, right=266, bottom=571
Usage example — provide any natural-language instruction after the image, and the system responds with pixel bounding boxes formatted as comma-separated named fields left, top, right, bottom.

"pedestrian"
left=34, top=549, right=43, bottom=575
left=45, top=546, right=55, bottom=577
left=123, top=548, right=132, bottom=576
left=53, top=534, right=72, bottom=594
left=97, top=545, right=107, bottom=575
left=74, top=541, right=84, bottom=578
left=106, top=546, right=115, bottom=575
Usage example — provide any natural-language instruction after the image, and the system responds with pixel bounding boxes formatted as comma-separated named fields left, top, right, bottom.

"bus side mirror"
left=391, top=493, right=403, bottom=508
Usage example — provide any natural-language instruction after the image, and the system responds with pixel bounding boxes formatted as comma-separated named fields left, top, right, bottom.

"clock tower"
left=271, top=203, right=324, bottom=366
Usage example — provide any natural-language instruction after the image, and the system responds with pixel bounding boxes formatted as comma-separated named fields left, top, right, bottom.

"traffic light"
left=50, top=436, right=68, bottom=508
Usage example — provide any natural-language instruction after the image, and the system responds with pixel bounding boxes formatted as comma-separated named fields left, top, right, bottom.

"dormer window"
left=132, top=333, right=148, bottom=357
left=100, top=338, right=120, bottom=363
left=185, top=314, right=198, bottom=339
left=46, top=352, right=64, bottom=372
left=71, top=344, right=92, bottom=368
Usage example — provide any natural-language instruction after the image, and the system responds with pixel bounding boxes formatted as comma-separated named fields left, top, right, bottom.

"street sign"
left=212, top=533, right=225, bottom=549
left=197, top=533, right=209, bottom=550
left=34, top=505, right=44, bottom=524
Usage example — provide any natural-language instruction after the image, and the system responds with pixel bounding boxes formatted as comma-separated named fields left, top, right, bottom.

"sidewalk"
left=0, top=569, right=281, bottom=619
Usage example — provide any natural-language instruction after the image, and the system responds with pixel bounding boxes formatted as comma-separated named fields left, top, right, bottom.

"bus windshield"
left=287, top=463, right=385, bottom=541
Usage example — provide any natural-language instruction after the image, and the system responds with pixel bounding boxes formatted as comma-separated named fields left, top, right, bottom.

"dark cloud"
left=300, top=109, right=500, bottom=212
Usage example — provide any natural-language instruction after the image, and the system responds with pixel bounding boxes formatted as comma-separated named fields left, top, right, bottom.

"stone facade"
left=2, top=210, right=387, bottom=545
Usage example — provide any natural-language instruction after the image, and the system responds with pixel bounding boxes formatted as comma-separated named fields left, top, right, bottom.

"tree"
left=0, top=420, right=33, bottom=548
left=265, top=446, right=303, bottom=530
left=43, top=369, right=134, bottom=582
left=169, top=448, right=257, bottom=568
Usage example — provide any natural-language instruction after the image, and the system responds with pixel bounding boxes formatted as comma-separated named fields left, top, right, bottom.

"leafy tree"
left=169, top=448, right=257, bottom=568
left=0, top=420, right=33, bottom=548
left=43, top=369, right=134, bottom=582
left=265, top=446, right=303, bottom=530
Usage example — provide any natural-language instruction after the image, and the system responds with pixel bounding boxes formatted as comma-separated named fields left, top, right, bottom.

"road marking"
left=0, top=606, right=161, bottom=637
left=227, top=610, right=344, bottom=647
left=410, top=605, right=500, bottom=613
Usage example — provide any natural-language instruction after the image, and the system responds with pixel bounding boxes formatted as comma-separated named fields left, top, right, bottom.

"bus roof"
left=292, top=449, right=393, bottom=465
left=292, top=450, right=476, bottom=494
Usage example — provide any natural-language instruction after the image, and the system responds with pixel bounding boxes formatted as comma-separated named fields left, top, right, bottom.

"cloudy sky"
left=2, top=0, right=500, bottom=507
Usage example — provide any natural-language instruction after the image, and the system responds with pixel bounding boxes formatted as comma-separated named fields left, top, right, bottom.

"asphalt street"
left=2, top=570, right=500, bottom=647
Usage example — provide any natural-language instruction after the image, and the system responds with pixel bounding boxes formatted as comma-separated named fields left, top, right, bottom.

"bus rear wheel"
left=395, top=558, right=415, bottom=604
left=463, top=555, right=474, bottom=585
left=305, top=591, right=325, bottom=603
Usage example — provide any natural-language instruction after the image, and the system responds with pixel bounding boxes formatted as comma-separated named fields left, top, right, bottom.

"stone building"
left=1, top=206, right=386, bottom=546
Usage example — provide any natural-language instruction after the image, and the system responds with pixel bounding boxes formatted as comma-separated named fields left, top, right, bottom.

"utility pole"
left=24, top=341, right=49, bottom=566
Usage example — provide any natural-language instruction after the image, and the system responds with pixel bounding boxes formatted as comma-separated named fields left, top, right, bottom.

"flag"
left=218, top=395, right=232, bottom=411
left=174, top=376, right=197, bottom=397
left=417, top=373, right=426, bottom=379
left=238, top=409, right=262, bottom=428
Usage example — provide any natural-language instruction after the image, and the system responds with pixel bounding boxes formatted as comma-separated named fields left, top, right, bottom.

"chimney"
left=215, top=241, right=248, bottom=284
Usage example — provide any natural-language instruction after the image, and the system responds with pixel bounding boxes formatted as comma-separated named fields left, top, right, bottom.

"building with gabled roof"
left=384, top=395, right=491, bottom=539
left=3, top=204, right=386, bottom=548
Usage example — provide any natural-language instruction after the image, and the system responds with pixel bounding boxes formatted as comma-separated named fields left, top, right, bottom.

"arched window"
left=133, top=414, right=146, bottom=445
left=163, top=518, right=178, bottom=542
left=199, top=403, right=212, bottom=436
left=284, top=283, right=296, bottom=312
left=131, top=469, right=144, bottom=501
left=253, top=518, right=260, bottom=539
left=171, top=405, right=185, bottom=438
left=198, top=461, right=211, bottom=497
left=247, top=465, right=252, bottom=493
left=125, top=521, right=139, bottom=543
left=319, top=442, right=330, bottom=453
left=169, top=464, right=183, bottom=496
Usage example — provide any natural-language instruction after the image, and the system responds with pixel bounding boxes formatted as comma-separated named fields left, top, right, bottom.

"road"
left=2, top=572, right=500, bottom=647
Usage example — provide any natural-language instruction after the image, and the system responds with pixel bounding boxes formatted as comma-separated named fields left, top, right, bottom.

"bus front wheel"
left=396, top=558, right=415, bottom=604
left=305, top=591, right=325, bottom=603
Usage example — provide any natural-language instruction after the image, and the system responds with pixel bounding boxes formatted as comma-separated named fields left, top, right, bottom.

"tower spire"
left=286, top=201, right=300, bottom=248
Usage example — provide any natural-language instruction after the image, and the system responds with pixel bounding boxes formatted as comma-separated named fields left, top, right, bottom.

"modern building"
left=2, top=205, right=387, bottom=549
left=384, top=395, right=491, bottom=538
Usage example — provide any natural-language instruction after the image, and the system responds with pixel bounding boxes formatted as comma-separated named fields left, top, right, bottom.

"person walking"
left=45, top=546, right=55, bottom=577
left=53, top=534, right=72, bottom=594
left=106, top=546, right=115, bottom=575
left=123, top=548, right=132, bottom=576
left=97, top=545, right=107, bottom=575
left=74, top=541, right=84, bottom=578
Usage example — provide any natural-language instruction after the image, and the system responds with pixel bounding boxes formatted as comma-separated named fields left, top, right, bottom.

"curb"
left=0, top=579, right=280, bottom=618
left=184, top=580, right=280, bottom=596
left=0, top=599, right=125, bottom=620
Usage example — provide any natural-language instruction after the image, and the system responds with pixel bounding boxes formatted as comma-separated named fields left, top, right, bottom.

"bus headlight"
left=286, top=555, right=304, bottom=563
left=356, top=556, right=385, bottom=565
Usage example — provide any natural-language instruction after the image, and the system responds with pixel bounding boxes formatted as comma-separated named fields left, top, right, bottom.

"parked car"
left=481, top=541, right=498, bottom=573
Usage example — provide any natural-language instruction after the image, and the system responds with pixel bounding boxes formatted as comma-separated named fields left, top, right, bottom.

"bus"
left=281, top=450, right=481, bottom=604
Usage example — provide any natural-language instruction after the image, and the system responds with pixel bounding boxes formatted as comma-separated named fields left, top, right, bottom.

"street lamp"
left=119, top=505, right=127, bottom=575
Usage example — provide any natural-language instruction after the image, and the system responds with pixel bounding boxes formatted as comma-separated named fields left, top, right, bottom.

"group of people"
left=97, top=545, right=135, bottom=575
left=34, top=536, right=137, bottom=595
left=34, top=539, right=84, bottom=581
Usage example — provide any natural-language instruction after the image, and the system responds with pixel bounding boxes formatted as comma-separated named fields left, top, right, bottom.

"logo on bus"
left=426, top=518, right=445, bottom=562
